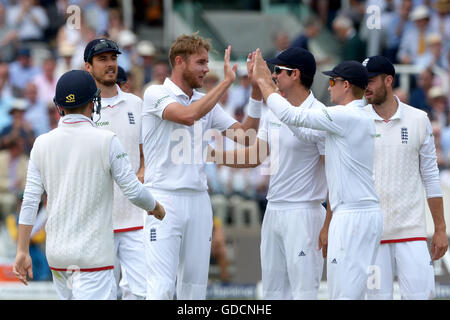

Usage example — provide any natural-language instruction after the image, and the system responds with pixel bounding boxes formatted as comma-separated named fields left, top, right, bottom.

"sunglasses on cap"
left=274, top=65, right=295, bottom=75
left=86, top=40, right=120, bottom=61
left=328, top=77, right=346, bottom=87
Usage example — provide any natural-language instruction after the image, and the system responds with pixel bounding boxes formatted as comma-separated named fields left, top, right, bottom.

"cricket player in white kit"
left=13, top=70, right=165, bottom=300
left=211, top=47, right=327, bottom=299
left=142, top=34, right=261, bottom=300
left=84, top=39, right=148, bottom=299
left=362, top=56, right=448, bottom=299
left=253, top=51, right=383, bottom=299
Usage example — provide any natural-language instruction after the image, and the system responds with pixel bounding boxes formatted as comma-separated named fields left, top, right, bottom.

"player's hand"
left=253, top=49, right=276, bottom=89
left=148, top=201, right=165, bottom=220
left=318, top=225, right=328, bottom=258
left=431, top=229, right=448, bottom=260
left=223, top=45, right=237, bottom=85
left=13, top=251, right=33, bottom=285
left=137, top=167, right=145, bottom=184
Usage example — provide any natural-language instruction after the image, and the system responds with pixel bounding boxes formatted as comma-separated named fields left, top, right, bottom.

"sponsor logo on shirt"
left=96, top=121, right=110, bottom=127
left=155, top=95, right=170, bottom=109
left=116, top=152, right=128, bottom=159
left=322, top=108, right=333, bottom=122
left=269, top=121, right=281, bottom=127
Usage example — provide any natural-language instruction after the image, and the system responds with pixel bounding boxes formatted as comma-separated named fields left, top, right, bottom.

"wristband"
left=247, top=98, right=262, bottom=118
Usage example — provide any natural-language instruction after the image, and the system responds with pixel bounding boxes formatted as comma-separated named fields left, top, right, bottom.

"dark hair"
left=300, top=73, right=314, bottom=89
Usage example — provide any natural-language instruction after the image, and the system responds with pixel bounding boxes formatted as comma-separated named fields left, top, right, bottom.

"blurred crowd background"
left=0, top=0, right=449, bottom=287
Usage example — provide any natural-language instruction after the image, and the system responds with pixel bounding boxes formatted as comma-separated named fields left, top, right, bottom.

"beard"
left=92, top=69, right=117, bottom=87
left=183, top=67, right=202, bottom=89
left=366, top=85, right=388, bottom=105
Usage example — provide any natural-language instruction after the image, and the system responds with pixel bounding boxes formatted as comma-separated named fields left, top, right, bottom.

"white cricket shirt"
left=19, top=114, right=156, bottom=271
left=266, top=94, right=379, bottom=211
left=141, top=78, right=237, bottom=191
left=97, top=85, right=145, bottom=232
left=365, top=97, right=442, bottom=242
left=257, top=92, right=327, bottom=205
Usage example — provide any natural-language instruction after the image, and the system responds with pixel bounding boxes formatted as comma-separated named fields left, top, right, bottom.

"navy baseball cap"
left=322, top=60, right=369, bottom=89
left=266, top=47, right=316, bottom=78
left=116, top=66, right=128, bottom=84
left=362, top=55, right=395, bottom=78
left=84, top=38, right=121, bottom=62
left=54, top=70, right=100, bottom=108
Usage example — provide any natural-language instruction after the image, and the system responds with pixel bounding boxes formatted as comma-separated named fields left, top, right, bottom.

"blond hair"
left=169, top=32, right=211, bottom=67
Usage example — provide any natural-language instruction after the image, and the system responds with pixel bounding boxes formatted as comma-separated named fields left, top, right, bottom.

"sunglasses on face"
left=274, top=65, right=295, bottom=75
left=329, top=77, right=346, bottom=87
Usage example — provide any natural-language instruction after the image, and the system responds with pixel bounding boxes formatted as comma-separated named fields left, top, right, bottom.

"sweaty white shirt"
left=266, top=94, right=379, bottom=211
left=257, top=92, right=327, bottom=204
left=141, top=78, right=237, bottom=191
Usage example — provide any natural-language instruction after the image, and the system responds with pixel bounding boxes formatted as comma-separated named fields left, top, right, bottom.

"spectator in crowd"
left=84, top=0, right=110, bottom=37
left=409, top=67, right=435, bottom=115
left=332, top=14, right=366, bottom=62
left=143, top=59, right=171, bottom=93
left=107, top=7, right=125, bottom=43
left=431, top=120, right=447, bottom=169
left=309, top=0, right=342, bottom=31
left=134, top=40, right=157, bottom=89
left=266, top=31, right=290, bottom=59
left=210, top=215, right=230, bottom=283
left=393, top=87, right=409, bottom=103
left=0, top=3, right=18, bottom=62
left=0, top=62, right=13, bottom=132
left=117, top=29, right=137, bottom=72
left=0, top=61, right=12, bottom=100
left=383, top=0, right=414, bottom=63
left=6, top=192, right=51, bottom=281
left=416, top=33, right=448, bottom=70
left=0, top=98, right=35, bottom=154
left=397, top=5, right=434, bottom=65
left=23, top=82, right=51, bottom=137
left=430, top=0, right=450, bottom=51
left=32, top=55, right=58, bottom=106
left=55, top=41, right=76, bottom=79
left=228, top=67, right=252, bottom=115
left=7, top=0, right=49, bottom=42
left=291, top=16, right=322, bottom=51
left=0, top=137, right=28, bottom=220
left=429, top=86, right=449, bottom=130
left=9, top=47, right=41, bottom=97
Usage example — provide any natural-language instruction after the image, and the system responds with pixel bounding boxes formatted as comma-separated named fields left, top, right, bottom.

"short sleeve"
left=142, top=85, right=177, bottom=119
left=211, top=104, right=238, bottom=132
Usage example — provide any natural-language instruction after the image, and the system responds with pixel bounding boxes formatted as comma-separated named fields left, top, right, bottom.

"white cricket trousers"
left=144, top=189, right=213, bottom=300
left=327, top=204, right=383, bottom=300
left=51, top=269, right=116, bottom=300
left=261, top=201, right=325, bottom=300
left=366, top=240, right=435, bottom=300
left=113, top=229, right=147, bottom=299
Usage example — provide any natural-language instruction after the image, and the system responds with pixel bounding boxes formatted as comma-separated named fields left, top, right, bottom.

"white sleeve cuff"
left=247, top=98, right=263, bottom=118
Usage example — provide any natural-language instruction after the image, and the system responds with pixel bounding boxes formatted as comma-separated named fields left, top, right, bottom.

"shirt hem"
left=380, top=237, right=427, bottom=244
left=114, top=226, right=144, bottom=233
left=50, top=265, right=114, bottom=272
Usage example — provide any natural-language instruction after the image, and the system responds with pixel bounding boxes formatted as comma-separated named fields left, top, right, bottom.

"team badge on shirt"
left=401, top=127, right=408, bottom=144
left=128, top=112, right=135, bottom=124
